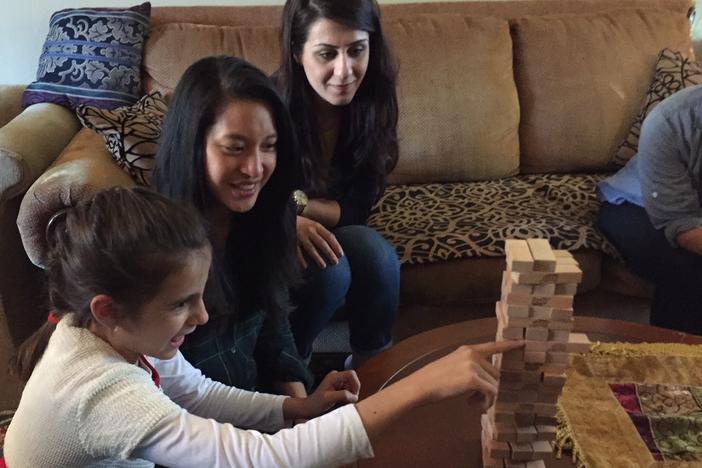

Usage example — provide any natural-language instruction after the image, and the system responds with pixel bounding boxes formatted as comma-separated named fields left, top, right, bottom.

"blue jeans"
left=598, top=201, right=702, bottom=334
left=290, top=225, right=400, bottom=359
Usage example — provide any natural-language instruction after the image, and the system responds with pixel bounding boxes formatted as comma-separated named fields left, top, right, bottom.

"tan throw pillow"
left=76, top=91, right=167, bottom=186
left=512, top=9, right=693, bottom=174
left=612, top=48, right=702, bottom=167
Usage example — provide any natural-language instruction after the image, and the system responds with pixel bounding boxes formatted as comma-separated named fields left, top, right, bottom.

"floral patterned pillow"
left=76, top=91, right=166, bottom=186
left=22, top=3, right=151, bottom=111
left=612, top=49, right=702, bottom=167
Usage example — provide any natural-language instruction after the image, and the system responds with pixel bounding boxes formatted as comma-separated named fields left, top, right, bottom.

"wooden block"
left=495, top=421, right=519, bottom=442
left=521, top=370, right=542, bottom=384
left=525, top=327, right=549, bottom=341
left=505, top=239, right=534, bottom=273
left=525, top=460, right=547, bottom=468
left=542, top=363, right=567, bottom=374
left=546, top=351, right=567, bottom=364
left=515, top=426, right=538, bottom=443
left=504, top=303, right=531, bottom=318
left=503, top=292, right=533, bottom=306
left=482, top=438, right=506, bottom=468
left=510, top=441, right=534, bottom=460
left=525, top=340, right=550, bottom=353
left=524, top=363, right=543, bottom=372
left=518, top=390, right=539, bottom=403
left=542, top=372, right=566, bottom=387
left=497, top=301, right=531, bottom=328
left=549, top=329, right=570, bottom=342
left=487, top=438, right=511, bottom=458
left=536, top=425, right=557, bottom=440
left=514, top=411, right=536, bottom=425
left=535, top=415, right=558, bottom=426
left=505, top=462, right=526, bottom=468
left=547, top=295, right=574, bottom=309
left=534, top=403, right=558, bottom=417
left=526, top=239, right=557, bottom=272
left=531, top=440, right=553, bottom=457
left=532, top=282, right=555, bottom=296
left=504, top=271, right=533, bottom=295
left=566, top=333, right=592, bottom=353
left=554, top=283, right=578, bottom=295
left=497, top=389, right=520, bottom=403
left=536, top=390, right=560, bottom=404
left=492, top=407, right=518, bottom=425
left=550, top=307, right=573, bottom=321
left=500, top=369, right=523, bottom=382
left=548, top=318, right=574, bottom=331
left=529, top=306, right=551, bottom=320
left=524, top=351, right=546, bottom=364
left=511, top=271, right=557, bottom=286
left=554, top=263, right=582, bottom=284
left=502, top=326, right=526, bottom=340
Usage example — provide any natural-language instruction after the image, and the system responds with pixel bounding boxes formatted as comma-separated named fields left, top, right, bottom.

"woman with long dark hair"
left=274, top=0, right=400, bottom=368
left=153, top=55, right=312, bottom=396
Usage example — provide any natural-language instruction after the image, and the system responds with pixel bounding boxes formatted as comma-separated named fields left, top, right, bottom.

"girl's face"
left=204, top=99, right=278, bottom=214
left=298, top=18, right=370, bottom=107
left=110, top=247, right=211, bottom=363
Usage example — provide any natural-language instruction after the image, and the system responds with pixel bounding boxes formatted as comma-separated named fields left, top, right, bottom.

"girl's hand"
left=300, top=370, right=361, bottom=419
left=296, top=216, right=344, bottom=269
left=404, top=340, right=525, bottom=410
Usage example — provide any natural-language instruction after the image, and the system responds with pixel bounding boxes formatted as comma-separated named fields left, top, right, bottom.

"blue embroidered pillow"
left=21, top=2, right=151, bottom=111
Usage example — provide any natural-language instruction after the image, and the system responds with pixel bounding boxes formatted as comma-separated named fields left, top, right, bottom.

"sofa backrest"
left=144, top=0, right=693, bottom=183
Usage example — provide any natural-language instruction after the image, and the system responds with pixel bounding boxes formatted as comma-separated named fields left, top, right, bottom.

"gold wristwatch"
left=293, top=190, right=309, bottom=215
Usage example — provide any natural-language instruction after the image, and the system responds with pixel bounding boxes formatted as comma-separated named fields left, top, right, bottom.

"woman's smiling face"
left=298, top=18, right=370, bottom=107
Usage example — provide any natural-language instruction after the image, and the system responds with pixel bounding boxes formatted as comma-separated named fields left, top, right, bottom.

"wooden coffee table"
left=353, top=316, right=702, bottom=467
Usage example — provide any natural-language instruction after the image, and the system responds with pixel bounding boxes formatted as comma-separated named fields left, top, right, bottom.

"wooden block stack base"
left=482, top=239, right=591, bottom=467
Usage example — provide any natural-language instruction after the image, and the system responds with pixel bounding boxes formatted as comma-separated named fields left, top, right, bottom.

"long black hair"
left=153, top=56, right=300, bottom=319
left=274, top=0, right=398, bottom=196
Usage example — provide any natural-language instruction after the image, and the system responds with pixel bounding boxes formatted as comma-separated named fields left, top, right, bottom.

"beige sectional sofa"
left=0, top=0, right=695, bottom=347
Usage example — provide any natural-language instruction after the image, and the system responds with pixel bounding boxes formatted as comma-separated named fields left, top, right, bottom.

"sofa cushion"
left=76, top=91, right=167, bottom=186
left=22, top=3, right=151, bottom=111
left=385, top=14, right=519, bottom=184
left=368, top=174, right=617, bottom=265
left=612, top=49, right=702, bottom=167
left=143, top=23, right=281, bottom=95
left=513, top=8, right=693, bottom=173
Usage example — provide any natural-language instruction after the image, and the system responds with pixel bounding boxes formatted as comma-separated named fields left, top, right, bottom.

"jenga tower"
left=481, top=239, right=591, bottom=468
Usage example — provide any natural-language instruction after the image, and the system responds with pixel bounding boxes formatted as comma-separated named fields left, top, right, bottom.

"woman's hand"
left=296, top=215, right=344, bottom=269
left=283, top=370, right=360, bottom=420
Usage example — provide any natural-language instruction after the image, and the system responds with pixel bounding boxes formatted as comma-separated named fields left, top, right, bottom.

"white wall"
left=2, top=0, right=702, bottom=84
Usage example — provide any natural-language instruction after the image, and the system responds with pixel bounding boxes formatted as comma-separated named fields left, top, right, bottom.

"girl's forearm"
left=354, top=376, right=427, bottom=442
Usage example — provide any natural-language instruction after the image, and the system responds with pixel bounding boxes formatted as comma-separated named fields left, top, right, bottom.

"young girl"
left=4, top=186, right=523, bottom=467
left=274, top=0, right=400, bottom=368
left=153, top=56, right=311, bottom=396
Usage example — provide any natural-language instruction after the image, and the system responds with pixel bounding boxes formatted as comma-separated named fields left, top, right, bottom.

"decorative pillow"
left=612, top=49, right=702, bottom=167
left=22, top=3, right=151, bottom=111
left=76, top=91, right=166, bottom=186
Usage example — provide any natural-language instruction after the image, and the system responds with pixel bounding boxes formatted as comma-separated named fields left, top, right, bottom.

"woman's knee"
left=335, top=225, right=400, bottom=278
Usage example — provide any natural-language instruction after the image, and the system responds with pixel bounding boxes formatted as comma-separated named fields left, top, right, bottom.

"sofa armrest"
left=0, top=103, right=81, bottom=203
left=0, top=84, right=27, bottom=128
left=18, top=128, right=135, bottom=268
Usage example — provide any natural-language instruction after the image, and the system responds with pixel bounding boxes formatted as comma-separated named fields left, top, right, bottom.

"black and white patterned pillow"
left=76, top=91, right=167, bottom=186
left=612, top=49, right=702, bottom=167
